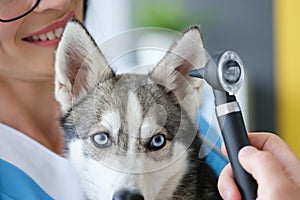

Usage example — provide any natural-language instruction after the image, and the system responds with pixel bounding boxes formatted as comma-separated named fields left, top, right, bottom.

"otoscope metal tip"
left=189, top=69, right=204, bottom=79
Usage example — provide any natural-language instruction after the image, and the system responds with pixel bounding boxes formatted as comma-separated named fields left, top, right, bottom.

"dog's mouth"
left=22, top=27, right=64, bottom=42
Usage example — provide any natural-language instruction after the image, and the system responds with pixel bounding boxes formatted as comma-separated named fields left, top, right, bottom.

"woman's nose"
left=33, top=0, right=71, bottom=13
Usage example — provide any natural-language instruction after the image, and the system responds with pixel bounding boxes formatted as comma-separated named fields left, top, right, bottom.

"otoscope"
left=189, top=51, right=258, bottom=200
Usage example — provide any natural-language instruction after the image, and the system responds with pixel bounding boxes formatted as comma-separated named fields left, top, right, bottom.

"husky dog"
left=54, top=19, right=220, bottom=200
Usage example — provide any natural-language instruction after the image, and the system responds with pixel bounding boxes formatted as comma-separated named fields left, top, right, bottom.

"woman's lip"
left=27, top=39, right=60, bottom=48
left=22, top=11, right=74, bottom=39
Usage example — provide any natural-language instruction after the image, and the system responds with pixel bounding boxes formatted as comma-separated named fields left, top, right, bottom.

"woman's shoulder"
left=0, top=123, right=84, bottom=200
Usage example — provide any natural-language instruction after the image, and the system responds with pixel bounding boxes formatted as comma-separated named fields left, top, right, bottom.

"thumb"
left=238, top=146, right=289, bottom=188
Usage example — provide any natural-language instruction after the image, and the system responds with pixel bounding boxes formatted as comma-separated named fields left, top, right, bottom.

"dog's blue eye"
left=148, top=134, right=166, bottom=150
left=91, top=132, right=110, bottom=147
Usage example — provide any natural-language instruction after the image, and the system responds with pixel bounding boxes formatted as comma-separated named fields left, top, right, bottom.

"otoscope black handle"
left=215, top=91, right=258, bottom=200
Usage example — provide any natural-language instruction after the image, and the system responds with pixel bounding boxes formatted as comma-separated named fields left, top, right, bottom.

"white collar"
left=0, top=123, right=84, bottom=200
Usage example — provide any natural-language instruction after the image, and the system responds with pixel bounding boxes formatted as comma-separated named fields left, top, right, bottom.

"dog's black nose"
left=112, top=190, right=144, bottom=200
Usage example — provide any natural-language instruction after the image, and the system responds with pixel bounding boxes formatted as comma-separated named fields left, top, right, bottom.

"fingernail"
left=239, top=146, right=257, bottom=157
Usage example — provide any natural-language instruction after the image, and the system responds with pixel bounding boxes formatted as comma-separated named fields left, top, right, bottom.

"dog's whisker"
left=81, top=178, right=102, bottom=189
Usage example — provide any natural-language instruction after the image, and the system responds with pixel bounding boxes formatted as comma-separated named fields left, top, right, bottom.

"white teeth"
left=39, top=34, right=47, bottom=41
left=47, top=31, right=56, bottom=41
left=27, top=27, right=64, bottom=42
left=32, top=35, right=39, bottom=41
left=54, top=27, right=63, bottom=38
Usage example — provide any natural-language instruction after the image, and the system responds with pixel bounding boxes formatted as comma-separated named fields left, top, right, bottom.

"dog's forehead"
left=101, top=88, right=169, bottom=137
left=93, top=75, right=176, bottom=137
left=126, top=90, right=143, bottom=136
left=105, top=74, right=170, bottom=112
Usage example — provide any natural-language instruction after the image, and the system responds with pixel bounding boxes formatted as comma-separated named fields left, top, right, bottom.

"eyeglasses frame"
left=0, top=0, right=41, bottom=23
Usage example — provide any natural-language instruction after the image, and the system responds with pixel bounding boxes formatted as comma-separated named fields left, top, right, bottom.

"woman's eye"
left=91, top=132, right=111, bottom=148
left=148, top=134, right=166, bottom=151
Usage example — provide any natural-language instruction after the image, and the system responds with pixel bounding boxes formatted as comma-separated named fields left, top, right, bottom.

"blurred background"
left=85, top=0, right=300, bottom=156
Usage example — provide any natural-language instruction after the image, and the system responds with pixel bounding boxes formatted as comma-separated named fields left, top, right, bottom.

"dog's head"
left=55, top=20, right=208, bottom=199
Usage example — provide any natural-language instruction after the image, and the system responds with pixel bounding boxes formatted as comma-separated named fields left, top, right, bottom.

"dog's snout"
left=112, top=190, right=144, bottom=200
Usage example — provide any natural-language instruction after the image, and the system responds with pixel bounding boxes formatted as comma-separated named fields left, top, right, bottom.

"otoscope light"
left=189, top=50, right=244, bottom=95
left=222, top=60, right=241, bottom=84
left=218, top=51, right=244, bottom=95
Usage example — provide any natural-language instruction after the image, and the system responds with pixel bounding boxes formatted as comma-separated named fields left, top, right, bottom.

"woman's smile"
left=21, top=10, right=75, bottom=48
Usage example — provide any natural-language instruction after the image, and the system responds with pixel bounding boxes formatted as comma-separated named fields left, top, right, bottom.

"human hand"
left=218, top=132, right=300, bottom=200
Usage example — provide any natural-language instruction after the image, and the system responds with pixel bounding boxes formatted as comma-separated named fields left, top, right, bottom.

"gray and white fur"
left=55, top=19, right=221, bottom=200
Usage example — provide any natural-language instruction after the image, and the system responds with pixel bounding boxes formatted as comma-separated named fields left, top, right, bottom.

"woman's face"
left=0, top=0, right=84, bottom=81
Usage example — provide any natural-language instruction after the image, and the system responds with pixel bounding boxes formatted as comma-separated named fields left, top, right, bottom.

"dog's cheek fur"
left=68, top=141, right=191, bottom=200
left=67, top=140, right=111, bottom=199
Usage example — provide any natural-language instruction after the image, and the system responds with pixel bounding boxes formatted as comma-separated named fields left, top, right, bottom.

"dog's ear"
left=150, top=26, right=208, bottom=121
left=55, top=19, right=114, bottom=113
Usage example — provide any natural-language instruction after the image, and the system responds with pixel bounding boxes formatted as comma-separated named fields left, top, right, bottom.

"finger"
left=222, top=133, right=300, bottom=178
left=218, top=164, right=241, bottom=200
left=247, top=133, right=300, bottom=185
left=238, top=146, right=291, bottom=189
left=221, top=132, right=272, bottom=155
left=248, top=133, right=298, bottom=164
